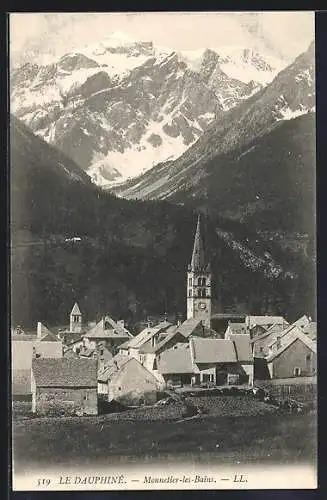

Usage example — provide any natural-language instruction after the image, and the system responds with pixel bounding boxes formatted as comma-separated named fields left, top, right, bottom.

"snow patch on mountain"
left=11, top=34, right=290, bottom=187
left=88, top=119, right=194, bottom=184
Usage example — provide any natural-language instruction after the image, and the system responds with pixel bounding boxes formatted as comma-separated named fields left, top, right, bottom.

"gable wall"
left=269, top=339, right=316, bottom=379
left=108, top=360, right=158, bottom=405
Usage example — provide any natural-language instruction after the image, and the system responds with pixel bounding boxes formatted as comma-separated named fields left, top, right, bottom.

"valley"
left=10, top=35, right=316, bottom=332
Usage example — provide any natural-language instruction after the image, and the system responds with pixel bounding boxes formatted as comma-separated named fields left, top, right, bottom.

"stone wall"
left=33, top=386, right=98, bottom=416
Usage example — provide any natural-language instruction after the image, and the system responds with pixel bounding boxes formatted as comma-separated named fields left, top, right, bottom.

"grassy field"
left=12, top=396, right=316, bottom=473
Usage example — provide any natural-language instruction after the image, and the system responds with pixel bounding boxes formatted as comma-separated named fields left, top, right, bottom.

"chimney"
left=276, top=334, right=282, bottom=350
left=189, top=338, right=195, bottom=365
left=37, top=322, right=43, bottom=339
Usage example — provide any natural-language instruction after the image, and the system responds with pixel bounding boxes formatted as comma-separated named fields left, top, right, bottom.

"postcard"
left=10, top=11, right=317, bottom=491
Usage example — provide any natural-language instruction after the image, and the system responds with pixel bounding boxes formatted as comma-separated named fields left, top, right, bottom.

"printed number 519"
left=37, top=478, right=51, bottom=486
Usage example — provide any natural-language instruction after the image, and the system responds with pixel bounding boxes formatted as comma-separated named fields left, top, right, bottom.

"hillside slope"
left=115, top=42, right=314, bottom=202
left=10, top=118, right=315, bottom=329
left=11, top=34, right=285, bottom=186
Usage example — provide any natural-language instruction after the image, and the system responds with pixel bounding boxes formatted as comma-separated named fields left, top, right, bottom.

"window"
left=188, top=278, right=192, bottom=287
left=100, top=349, right=104, bottom=356
left=104, top=321, right=110, bottom=330
left=294, top=367, right=301, bottom=377
left=84, top=393, right=89, bottom=400
left=198, top=277, right=202, bottom=286
left=306, top=354, right=311, bottom=361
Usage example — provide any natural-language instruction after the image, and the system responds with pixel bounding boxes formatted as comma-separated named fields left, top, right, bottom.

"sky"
left=9, top=11, right=315, bottom=66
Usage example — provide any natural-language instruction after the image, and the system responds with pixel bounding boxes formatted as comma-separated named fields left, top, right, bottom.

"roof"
left=266, top=324, right=302, bottom=349
left=228, top=334, right=253, bottom=363
left=266, top=335, right=316, bottom=363
left=292, top=315, right=310, bottom=329
left=191, top=338, right=237, bottom=364
left=120, top=321, right=172, bottom=349
left=302, top=322, right=317, bottom=340
left=71, top=302, right=82, bottom=315
left=139, top=327, right=186, bottom=354
left=211, top=313, right=246, bottom=320
left=84, top=316, right=131, bottom=340
left=246, top=315, right=287, bottom=327
left=101, top=356, right=158, bottom=385
left=37, top=323, right=60, bottom=342
left=157, top=343, right=194, bottom=375
left=32, top=358, right=97, bottom=387
left=12, top=325, right=60, bottom=343
left=250, top=322, right=286, bottom=345
left=12, top=340, right=63, bottom=370
left=98, top=354, right=131, bottom=382
left=64, top=333, right=84, bottom=346
left=176, top=317, right=203, bottom=338
left=190, top=214, right=208, bottom=271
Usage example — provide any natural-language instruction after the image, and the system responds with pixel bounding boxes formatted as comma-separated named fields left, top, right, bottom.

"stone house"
left=98, top=355, right=160, bottom=405
left=189, top=337, right=253, bottom=386
left=12, top=323, right=63, bottom=397
left=156, top=334, right=254, bottom=387
left=251, top=323, right=288, bottom=358
left=31, top=358, right=98, bottom=416
left=251, top=315, right=317, bottom=379
left=118, top=320, right=173, bottom=358
left=137, top=328, right=188, bottom=381
left=266, top=335, right=316, bottom=379
left=245, top=315, right=288, bottom=339
left=83, top=316, right=133, bottom=357
left=156, top=343, right=195, bottom=387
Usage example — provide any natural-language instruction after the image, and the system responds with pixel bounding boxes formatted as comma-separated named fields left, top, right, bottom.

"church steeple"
left=70, top=302, right=82, bottom=333
left=187, top=214, right=212, bottom=328
left=189, top=213, right=210, bottom=272
left=190, top=214, right=205, bottom=270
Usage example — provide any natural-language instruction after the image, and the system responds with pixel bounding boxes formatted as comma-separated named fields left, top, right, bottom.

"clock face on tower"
left=198, top=302, right=207, bottom=310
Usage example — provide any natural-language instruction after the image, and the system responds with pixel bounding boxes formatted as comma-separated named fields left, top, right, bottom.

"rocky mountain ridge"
left=11, top=33, right=286, bottom=186
left=114, top=42, right=315, bottom=201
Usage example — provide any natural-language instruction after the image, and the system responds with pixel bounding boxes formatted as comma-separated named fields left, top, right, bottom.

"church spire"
left=190, top=214, right=207, bottom=271
left=186, top=213, right=212, bottom=328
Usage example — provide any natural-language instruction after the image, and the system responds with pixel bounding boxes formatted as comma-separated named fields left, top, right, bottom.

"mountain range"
left=113, top=41, right=315, bottom=202
left=11, top=32, right=286, bottom=187
left=10, top=35, right=316, bottom=330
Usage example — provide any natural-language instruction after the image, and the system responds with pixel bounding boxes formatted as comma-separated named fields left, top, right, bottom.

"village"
left=12, top=215, right=317, bottom=418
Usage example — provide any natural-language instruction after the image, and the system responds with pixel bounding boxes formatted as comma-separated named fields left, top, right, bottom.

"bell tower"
left=187, top=214, right=212, bottom=328
left=70, top=302, right=82, bottom=333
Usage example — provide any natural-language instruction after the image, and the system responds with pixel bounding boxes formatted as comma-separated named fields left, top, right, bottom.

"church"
left=108, top=214, right=254, bottom=389
left=186, top=214, right=212, bottom=329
